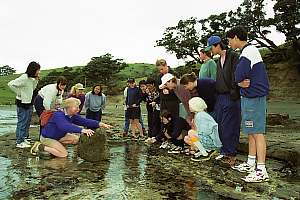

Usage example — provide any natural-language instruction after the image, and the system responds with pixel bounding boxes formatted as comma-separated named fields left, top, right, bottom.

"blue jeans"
left=16, top=105, right=33, bottom=144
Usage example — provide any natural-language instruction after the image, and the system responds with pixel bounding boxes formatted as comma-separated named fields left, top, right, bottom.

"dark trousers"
left=34, top=95, right=45, bottom=117
left=215, top=94, right=241, bottom=156
left=86, top=109, right=102, bottom=122
left=34, top=95, right=45, bottom=139
left=148, top=109, right=161, bottom=138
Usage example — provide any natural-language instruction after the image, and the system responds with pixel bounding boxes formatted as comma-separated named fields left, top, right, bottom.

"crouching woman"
left=184, top=97, right=222, bottom=161
left=31, top=97, right=112, bottom=157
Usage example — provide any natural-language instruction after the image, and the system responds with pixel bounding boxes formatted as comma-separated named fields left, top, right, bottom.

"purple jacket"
left=41, top=111, right=99, bottom=140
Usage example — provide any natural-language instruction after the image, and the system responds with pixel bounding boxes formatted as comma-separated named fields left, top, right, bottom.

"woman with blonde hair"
left=30, top=97, right=112, bottom=158
left=68, top=83, right=85, bottom=113
left=184, top=97, right=222, bottom=161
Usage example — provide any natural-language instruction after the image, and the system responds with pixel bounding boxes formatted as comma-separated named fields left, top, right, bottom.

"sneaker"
left=215, top=154, right=224, bottom=160
left=25, top=137, right=32, bottom=142
left=16, top=142, right=31, bottom=148
left=30, top=141, right=41, bottom=155
left=159, top=141, right=169, bottom=149
left=232, top=162, right=256, bottom=173
left=241, top=169, right=269, bottom=183
left=191, top=150, right=218, bottom=162
left=167, top=143, right=177, bottom=150
left=168, top=146, right=183, bottom=154
left=122, top=132, right=128, bottom=137
left=216, top=156, right=236, bottom=167
left=24, top=139, right=31, bottom=145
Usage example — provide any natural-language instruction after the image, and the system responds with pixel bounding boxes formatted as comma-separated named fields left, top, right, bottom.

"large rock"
left=267, top=113, right=290, bottom=125
left=78, top=129, right=109, bottom=162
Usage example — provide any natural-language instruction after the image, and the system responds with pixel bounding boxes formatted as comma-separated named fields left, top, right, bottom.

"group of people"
left=8, top=66, right=111, bottom=157
left=121, top=26, right=270, bottom=183
left=8, top=26, right=269, bottom=183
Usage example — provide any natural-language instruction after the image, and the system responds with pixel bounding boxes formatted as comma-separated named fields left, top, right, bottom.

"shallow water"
left=1, top=143, right=220, bottom=200
left=0, top=106, right=17, bottom=135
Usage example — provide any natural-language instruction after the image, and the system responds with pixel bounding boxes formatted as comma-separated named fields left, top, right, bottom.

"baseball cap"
left=159, top=73, right=174, bottom=89
left=75, top=83, right=85, bottom=90
left=127, top=78, right=135, bottom=83
left=205, top=36, right=221, bottom=51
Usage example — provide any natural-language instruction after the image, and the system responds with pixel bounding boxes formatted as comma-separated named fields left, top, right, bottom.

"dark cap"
left=127, top=78, right=135, bottom=83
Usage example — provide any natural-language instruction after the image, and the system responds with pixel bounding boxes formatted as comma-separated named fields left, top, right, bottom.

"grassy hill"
left=0, top=63, right=156, bottom=105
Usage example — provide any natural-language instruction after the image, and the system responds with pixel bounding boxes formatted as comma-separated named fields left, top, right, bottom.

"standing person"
left=205, top=35, right=241, bottom=167
left=159, top=73, right=192, bottom=122
left=145, top=77, right=161, bottom=138
left=180, top=73, right=216, bottom=117
left=34, top=76, right=67, bottom=117
left=155, top=59, right=180, bottom=118
left=30, top=98, right=112, bottom=157
left=85, top=84, right=106, bottom=122
left=138, top=80, right=147, bottom=135
left=125, top=78, right=144, bottom=138
left=226, top=26, right=270, bottom=182
left=8, top=61, right=40, bottom=148
left=199, top=49, right=217, bottom=80
left=67, top=83, right=85, bottom=113
left=184, top=97, right=222, bottom=162
left=122, top=81, right=146, bottom=137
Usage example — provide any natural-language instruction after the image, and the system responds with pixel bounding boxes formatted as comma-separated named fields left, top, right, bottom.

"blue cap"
left=205, top=36, right=221, bottom=51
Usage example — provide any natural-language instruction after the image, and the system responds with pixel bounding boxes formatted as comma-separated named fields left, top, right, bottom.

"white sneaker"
left=167, top=146, right=183, bottom=154
left=159, top=141, right=169, bottom=149
left=16, top=142, right=31, bottom=148
left=241, top=169, right=269, bottom=183
left=232, top=162, right=255, bottom=173
left=24, top=139, right=31, bottom=145
left=215, top=154, right=224, bottom=160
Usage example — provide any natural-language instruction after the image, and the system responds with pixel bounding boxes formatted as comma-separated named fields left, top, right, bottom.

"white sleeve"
left=42, top=86, right=57, bottom=110
left=7, top=75, right=26, bottom=94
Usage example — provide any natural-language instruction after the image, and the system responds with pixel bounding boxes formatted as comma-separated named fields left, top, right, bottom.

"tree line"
left=156, top=0, right=300, bottom=63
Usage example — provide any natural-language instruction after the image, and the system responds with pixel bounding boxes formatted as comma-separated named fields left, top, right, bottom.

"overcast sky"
left=0, top=0, right=285, bottom=72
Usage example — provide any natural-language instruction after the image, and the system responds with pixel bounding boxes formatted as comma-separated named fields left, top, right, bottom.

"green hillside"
left=0, top=63, right=155, bottom=105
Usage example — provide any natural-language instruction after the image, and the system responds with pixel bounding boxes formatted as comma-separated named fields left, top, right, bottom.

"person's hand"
left=100, top=122, right=113, bottom=129
left=132, top=104, right=137, bottom=107
left=163, top=89, right=169, bottom=94
left=145, top=137, right=156, bottom=144
left=150, top=102, right=156, bottom=107
left=81, top=129, right=94, bottom=137
left=238, top=79, right=250, bottom=88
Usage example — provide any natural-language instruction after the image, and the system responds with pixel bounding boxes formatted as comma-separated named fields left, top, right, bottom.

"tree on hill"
left=273, top=0, right=300, bottom=42
left=0, top=65, right=16, bottom=76
left=84, top=53, right=127, bottom=87
left=156, top=0, right=282, bottom=63
left=156, top=17, right=202, bottom=63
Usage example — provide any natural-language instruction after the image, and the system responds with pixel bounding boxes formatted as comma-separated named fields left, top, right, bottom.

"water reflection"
left=0, top=108, right=17, bottom=135
left=0, top=156, right=20, bottom=199
left=1, top=142, right=220, bottom=199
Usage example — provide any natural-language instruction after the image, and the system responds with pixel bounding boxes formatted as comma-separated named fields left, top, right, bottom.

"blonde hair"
left=189, top=97, right=207, bottom=112
left=63, top=97, right=81, bottom=108
left=69, top=86, right=77, bottom=95
left=156, top=59, right=167, bottom=67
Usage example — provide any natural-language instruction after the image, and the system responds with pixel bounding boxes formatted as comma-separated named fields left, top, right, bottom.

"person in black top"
left=155, top=59, right=180, bottom=118
left=146, top=110, right=191, bottom=152
left=125, top=78, right=143, bottom=138
left=205, top=36, right=241, bottom=167
left=144, top=78, right=161, bottom=138
left=180, top=72, right=217, bottom=117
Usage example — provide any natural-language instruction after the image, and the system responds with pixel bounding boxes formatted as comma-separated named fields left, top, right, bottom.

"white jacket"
left=38, top=84, right=63, bottom=110
left=8, top=74, right=38, bottom=104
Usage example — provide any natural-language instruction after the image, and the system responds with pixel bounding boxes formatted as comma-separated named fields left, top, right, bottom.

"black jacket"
left=216, top=49, right=240, bottom=101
